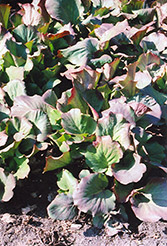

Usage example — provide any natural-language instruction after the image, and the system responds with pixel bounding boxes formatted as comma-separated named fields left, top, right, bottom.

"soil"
left=0, top=159, right=167, bottom=246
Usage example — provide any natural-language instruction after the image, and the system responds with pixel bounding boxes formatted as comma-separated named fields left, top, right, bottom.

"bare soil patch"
left=0, top=162, right=167, bottom=246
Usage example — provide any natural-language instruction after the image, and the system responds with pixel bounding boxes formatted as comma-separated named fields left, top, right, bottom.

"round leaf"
left=73, top=173, right=116, bottom=216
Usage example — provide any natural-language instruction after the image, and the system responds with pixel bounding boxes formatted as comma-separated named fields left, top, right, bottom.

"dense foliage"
left=0, top=0, right=167, bottom=233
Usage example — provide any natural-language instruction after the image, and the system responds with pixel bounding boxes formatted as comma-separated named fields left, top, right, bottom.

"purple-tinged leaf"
left=20, top=3, right=42, bottom=26
left=97, top=58, right=120, bottom=81
left=84, top=136, right=123, bottom=173
left=128, top=102, right=151, bottom=118
left=0, top=168, right=16, bottom=202
left=141, top=32, right=167, bottom=52
left=73, top=173, right=116, bottom=216
left=61, top=108, right=96, bottom=135
left=102, top=98, right=136, bottom=126
left=130, top=178, right=167, bottom=222
left=95, top=20, right=130, bottom=44
left=135, top=70, right=152, bottom=89
left=11, top=95, right=46, bottom=117
left=62, top=65, right=100, bottom=90
left=45, top=0, right=84, bottom=25
left=97, top=114, right=131, bottom=150
left=137, top=52, right=160, bottom=72
left=44, top=151, right=72, bottom=172
left=60, top=38, right=99, bottom=66
left=47, top=193, right=78, bottom=220
left=112, top=153, right=146, bottom=185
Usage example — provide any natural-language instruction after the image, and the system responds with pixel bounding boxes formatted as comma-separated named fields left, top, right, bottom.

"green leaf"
left=14, top=157, right=30, bottom=180
left=4, top=79, right=26, bottom=101
left=0, top=4, right=11, bottom=28
left=57, top=169, right=78, bottom=194
left=97, top=114, right=131, bottom=150
left=45, top=0, right=84, bottom=25
left=0, top=168, right=16, bottom=202
left=130, top=178, right=167, bottom=222
left=47, top=193, right=78, bottom=220
left=73, top=173, right=116, bottom=216
left=61, top=38, right=99, bottom=66
left=44, top=151, right=72, bottom=172
left=61, top=108, right=96, bottom=135
left=84, top=136, right=123, bottom=173
left=13, top=24, right=38, bottom=44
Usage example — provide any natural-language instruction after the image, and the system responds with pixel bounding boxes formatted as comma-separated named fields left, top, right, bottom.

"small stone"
left=70, top=223, right=82, bottom=230
left=1, top=213, right=15, bottom=224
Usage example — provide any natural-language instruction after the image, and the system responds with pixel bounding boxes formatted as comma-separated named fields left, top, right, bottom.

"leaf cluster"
left=0, top=0, right=167, bottom=231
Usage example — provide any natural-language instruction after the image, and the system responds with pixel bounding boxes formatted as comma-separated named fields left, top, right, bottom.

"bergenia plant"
left=0, top=0, right=166, bottom=233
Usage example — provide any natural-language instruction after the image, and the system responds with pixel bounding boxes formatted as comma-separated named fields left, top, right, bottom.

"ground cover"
left=0, top=0, right=166, bottom=244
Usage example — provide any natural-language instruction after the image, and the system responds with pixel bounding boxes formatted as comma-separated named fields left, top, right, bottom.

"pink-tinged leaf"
left=20, top=3, right=42, bottom=26
left=61, top=65, right=100, bottom=90
left=97, top=114, right=131, bottom=150
left=130, top=178, right=167, bottom=222
left=45, top=0, right=84, bottom=25
left=0, top=168, right=16, bottom=202
left=32, top=0, right=50, bottom=22
left=0, top=131, right=8, bottom=147
left=102, top=97, right=135, bottom=126
left=60, top=38, right=99, bottom=66
left=99, top=58, right=120, bottom=81
left=84, top=136, right=123, bottom=173
left=97, top=20, right=130, bottom=44
left=0, top=30, right=12, bottom=59
left=112, top=153, right=147, bottom=185
left=135, top=70, right=152, bottom=89
left=137, top=52, right=160, bottom=72
left=130, top=21, right=155, bottom=45
left=44, top=151, right=72, bottom=172
left=47, top=193, right=78, bottom=220
left=156, top=2, right=167, bottom=27
left=73, top=173, right=116, bottom=216
left=11, top=95, right=46, bottom=117
left=128, top=102, right=151, bottom=118
left=94, top=23, right=114, bottom=39
left=141, top=32, right=167, bottom=52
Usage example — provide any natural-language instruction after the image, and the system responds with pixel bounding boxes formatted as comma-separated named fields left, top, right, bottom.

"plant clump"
left=0, top=0, right=167, bottom=234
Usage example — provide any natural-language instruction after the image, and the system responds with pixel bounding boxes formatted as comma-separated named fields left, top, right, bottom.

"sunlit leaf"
left=60, top=38, right=99, bottom=66
left=0, top=4, right=11, bottom=28
left=130, top=178, right=167, bottom=222
left=47, top=193, right=78, bottom=220
left=73, top=173, right=116, bottom=216
left=57, top=169, right=78, bottom=194
left=44, top=151, right=72, bottom=172
left=112, top=153, right=146, bottom=185
left=84, top=136, right=123, bottom=172
left=61, top=108, right=96, bottom=135
left=0, top=168, right=16, bottom=202
left=45, top=0, right=84, bottom=25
